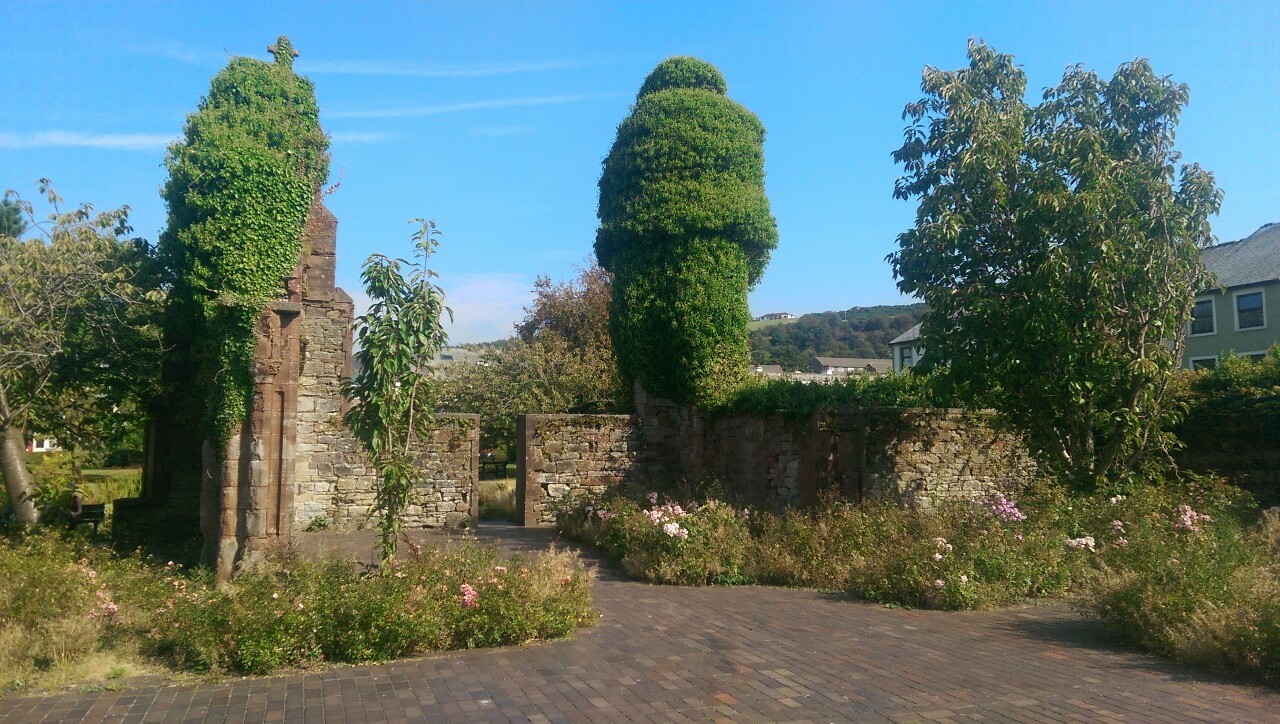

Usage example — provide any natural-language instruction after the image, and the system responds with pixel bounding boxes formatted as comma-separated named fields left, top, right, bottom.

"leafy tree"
left=889, top=41, right=1222, bottom=490
left=596, top=56, right=777, bottom=405
left=158, top=37, right=329, bottom=441
left=438, top=262, right=627, bottom=455
left=0, top=182, right=162, bottom=526
left=344, top=221, right=451, bottom=566
left=0, top=195, right=26, bottom=239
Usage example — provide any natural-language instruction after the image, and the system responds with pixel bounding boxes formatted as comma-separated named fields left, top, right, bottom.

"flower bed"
left=558, top=477, right=1280, bottom=683
left=0, top=533, right=595, bottom=690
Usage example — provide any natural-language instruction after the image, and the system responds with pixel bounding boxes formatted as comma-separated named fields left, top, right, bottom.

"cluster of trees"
left=0, top=37, right=1231, bottom=530
left=435, top=261, right=626, bottom=456
left=749, top=304, right=926, bottom=370
left=0, top=185, right=162, bottom=526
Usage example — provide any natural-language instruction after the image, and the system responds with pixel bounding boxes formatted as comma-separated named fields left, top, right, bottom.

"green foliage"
left=1176, top=345, right=1280, bottom=420
left=749, top=304, right=926, bottom=370
left=716, top=371, right=945, bottom=419
left=890, top=41, right=1222, bottom=491
left=1080, top=483, right=1279, bottom=684
left=159, top=36, right=329, bottom=441
left=557, top=475, right=1269, bottom=642
left=635, top=56, right=728, bottom=99
left=610, top=239, right=751, bottom=405
left=0, top=532, right=595, bottom=685
left=559, top=495, right=752, bottom=586
left=0, top=183, right=162, bottom=527
left=477, top=480, right=517, bottom=521
left=145, top=543, right=593, bottom=675
left=438, top=262, right=628, bottom=454
left=344, top=221, right=451, bottom=566
left=0, top=195, right=26, bottom=239
left=596, top=57, right=777, bottom=405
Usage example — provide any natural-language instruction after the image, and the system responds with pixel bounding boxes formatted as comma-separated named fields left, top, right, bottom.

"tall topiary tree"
left=159, top=37, right=329, bottom=440
left=596, top=56, right=777, bottom=406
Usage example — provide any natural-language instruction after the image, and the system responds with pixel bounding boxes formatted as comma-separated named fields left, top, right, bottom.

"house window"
left=1190, top=356, right=1217, bottom=371
left=900, top=347, right=914, bottom=369
left=1235, top=289, right=1265, bottom=330
left=1189, top=298, right=1214, bottom=336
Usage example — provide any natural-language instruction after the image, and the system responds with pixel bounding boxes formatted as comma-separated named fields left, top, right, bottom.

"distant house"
left=809, top=356, right=892, bottom=376
left=427, top=346, right=483, bottom=372
left=889, top=323, right=923, bottom=372
left=26, top=437, right=59, bottom=453
left=1183, top=223, right=1280, bottom=370
left=751, top=363, right=786, bottom=375
left=755, top=312, right=796, bottom=321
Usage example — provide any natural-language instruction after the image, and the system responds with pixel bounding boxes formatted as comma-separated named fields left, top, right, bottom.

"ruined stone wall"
left=289, top=203, right=478, bottom=531
left=516, top=414, right=644, bottom=525
left=515, top=394, right=1037, bottom=524
left=300, top=414, right=479, bottom=531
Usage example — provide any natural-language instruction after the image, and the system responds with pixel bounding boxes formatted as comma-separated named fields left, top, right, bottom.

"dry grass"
left=478, top=479, right=517, bottom=521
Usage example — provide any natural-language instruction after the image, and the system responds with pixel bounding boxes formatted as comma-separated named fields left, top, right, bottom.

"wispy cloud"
left=128, top=41, right=595, bottom=80
left=467, top=125, right=532, bottom=137
left=0, top=130, right=173, bottom=151
left=328, top=93, right=620, bottom=120
left=127, top=40, right=228, bottom=67
left=328, top=131, right=396, bottom=144
left=346, top=273, right=532, bottom=345
left=441, top=273, right=532, bottom=344
left=296, top=58, right=590, bottom=78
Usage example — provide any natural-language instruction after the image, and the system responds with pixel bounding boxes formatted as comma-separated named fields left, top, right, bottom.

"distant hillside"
left=749, top=303, right=927, bottom=371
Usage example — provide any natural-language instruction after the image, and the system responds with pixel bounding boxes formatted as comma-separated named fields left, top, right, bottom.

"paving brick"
left=4, top=524, right=1279, bottom=722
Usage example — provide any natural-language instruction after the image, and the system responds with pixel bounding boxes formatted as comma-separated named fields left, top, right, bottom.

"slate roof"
left=889, top=323, right=922, bottom=346
left=813, top=357, right=893, bottom=373
left=1204, top=223, right=1280, bottom=290
left=751, top=364, right=786, bottom=374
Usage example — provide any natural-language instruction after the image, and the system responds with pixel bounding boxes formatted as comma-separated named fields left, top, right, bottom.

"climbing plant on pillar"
left=343, top=220, right=452, bottom=567
left=158, top=36, right=330, bottom=441
left=595, top=57, right=777, bottom=406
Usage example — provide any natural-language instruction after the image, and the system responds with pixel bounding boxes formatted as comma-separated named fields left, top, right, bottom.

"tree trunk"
left=0, top=424, right=39, bottom=527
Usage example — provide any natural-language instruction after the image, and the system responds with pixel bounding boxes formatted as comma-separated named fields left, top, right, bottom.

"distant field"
left=747, top=317, right=801, bottom=331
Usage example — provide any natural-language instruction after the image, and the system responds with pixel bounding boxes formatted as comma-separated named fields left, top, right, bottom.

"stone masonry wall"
left=516, top=415, right=643, bottom=526
left=515, top=391, right=1038, bottom=525
left=288, top=204, right=479, bottom=531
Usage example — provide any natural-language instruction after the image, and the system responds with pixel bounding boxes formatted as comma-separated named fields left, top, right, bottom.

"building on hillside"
left=751, top=363, right=787, bottom=375
left=755, top=312, right=796, bottom=321
left=1183, top=223, right=1280, bottom=370
left=427, top=346, right=483, bottom=372
left=809, top=356, right=892, bottom=376
left=889, top=323, right=924, bottom=372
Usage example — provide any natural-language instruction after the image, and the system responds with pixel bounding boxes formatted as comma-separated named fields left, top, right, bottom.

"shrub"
left=0, top=531, right=595, bottom=687
left=1079, top=491, right=1279, bottom=684
left=559, top=494, right=751, bottom=585
left=146, top=541, right=595, bottom=674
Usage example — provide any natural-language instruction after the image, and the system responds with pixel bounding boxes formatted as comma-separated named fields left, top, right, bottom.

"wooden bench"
left=70, top=503, right=106, bottom=534
left=479, top=454, right=508, bottom=480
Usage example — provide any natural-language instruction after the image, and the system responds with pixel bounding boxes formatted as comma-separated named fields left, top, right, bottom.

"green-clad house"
left=1184, top=222, right=1280, bottom=369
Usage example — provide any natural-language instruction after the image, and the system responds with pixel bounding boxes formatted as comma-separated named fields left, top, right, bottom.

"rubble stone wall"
left=516, top=393, right=1037, bottom=525
left=516, top=415, right=644, bottom=525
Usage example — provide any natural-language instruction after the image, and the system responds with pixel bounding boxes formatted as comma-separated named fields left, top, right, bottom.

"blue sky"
left=5, top=1, right=1278, bottom=342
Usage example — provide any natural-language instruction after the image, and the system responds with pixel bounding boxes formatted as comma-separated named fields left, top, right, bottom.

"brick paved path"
left=2, top=524, right=1276, bottom=722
